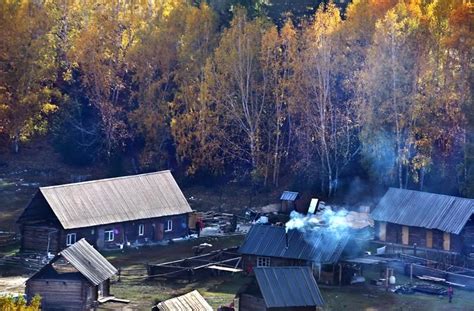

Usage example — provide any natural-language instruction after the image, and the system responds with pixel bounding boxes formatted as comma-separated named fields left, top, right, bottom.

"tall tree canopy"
left=1, top=0, right=472, bottom=197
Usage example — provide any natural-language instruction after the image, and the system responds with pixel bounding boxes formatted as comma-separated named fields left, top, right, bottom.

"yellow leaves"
left=63, top=68, right=73, bottom=81
left=42, top=103, right=58, bottom=114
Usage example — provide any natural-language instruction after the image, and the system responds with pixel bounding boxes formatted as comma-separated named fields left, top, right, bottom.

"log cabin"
left=25, top=239, right=117, bottom=311
left=236, top=266, right=325, bottom=311
left=17, top=170, right=192, bottom=253
left=238, top=225, right=350, bottom=285
left=371, top=188, right=474, bottom=259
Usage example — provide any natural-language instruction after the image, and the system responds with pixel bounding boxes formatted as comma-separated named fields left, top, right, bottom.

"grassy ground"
left=100, top=235, right=246, bottom=310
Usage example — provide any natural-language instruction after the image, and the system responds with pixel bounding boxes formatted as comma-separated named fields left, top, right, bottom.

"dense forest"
left=0, top=0, right=472, bottom=198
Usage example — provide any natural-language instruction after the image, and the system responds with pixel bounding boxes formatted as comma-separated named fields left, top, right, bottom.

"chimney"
left=285, top=232, right=289, bottom=249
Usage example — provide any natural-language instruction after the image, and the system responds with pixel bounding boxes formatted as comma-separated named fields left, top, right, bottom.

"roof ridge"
left=388, top=187, right=474, bottom=201
left=40, top=170, right=171, bottom=190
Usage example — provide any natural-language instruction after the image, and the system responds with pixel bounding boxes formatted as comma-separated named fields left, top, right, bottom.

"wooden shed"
left=26, top=239, right=117, bottom=311
left=17, top=170, right=192, bottom=253
left=236, top=266, right=324, bottom=311
left=371, top=188, right=474, bottom=259
left=280, top=191, right=299, bottom=213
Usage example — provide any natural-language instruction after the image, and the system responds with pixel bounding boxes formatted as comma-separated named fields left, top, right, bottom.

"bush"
left=0, top=294, right=41, bottom=311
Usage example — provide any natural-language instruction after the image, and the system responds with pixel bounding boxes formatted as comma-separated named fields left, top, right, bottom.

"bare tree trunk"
left=12, top=131, right=20, bottom=154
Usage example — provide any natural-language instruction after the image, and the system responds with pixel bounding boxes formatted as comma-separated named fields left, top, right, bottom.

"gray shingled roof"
left=371, top=188, right=474, bottom=234
left=59, top=239, right=117, bottom=285
left=156, top=290, right=212, bottom=311
left=37, top=170, right=192, bottom=229
left=254, top=266, right=324, bottom=308
left=238, top=225, right=349, bottom=264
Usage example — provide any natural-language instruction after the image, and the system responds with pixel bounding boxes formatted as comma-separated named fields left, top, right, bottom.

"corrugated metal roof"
left=254, top=266, right=324, bottom=308
left=238, top=225, right=349, bottom=264
left=59, top=239, right=117, bottom=285
left=280, top=191, right=299, bottom=201
left=38, top=170, right=192, bottom=229
left=371, top=188, right=474, bottom=234
left=156, top=290, right=212, bottom=311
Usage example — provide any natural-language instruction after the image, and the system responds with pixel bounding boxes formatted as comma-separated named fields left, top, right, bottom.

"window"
left=66, top=233, right=76, bottom=246
left=257, top=257, right=271, bottom=267
left=138, top=224, right=145, bottom=236
left=105, top=230, right=114, bottom=242
left=165, top=220, right=173, bottom=232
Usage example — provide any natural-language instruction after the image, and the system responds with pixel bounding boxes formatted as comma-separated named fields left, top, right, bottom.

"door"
left=378, top=222, right=387, bottom=241
left=155, top=223, right=164, bottom=241
left=443, top=232, right=450, bottom=251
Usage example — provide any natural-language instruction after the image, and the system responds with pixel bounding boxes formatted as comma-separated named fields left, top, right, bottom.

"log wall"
left=21, top=225, right=60, bottom=253
left=242, top=255, right=309, bottom=272
left=378, top=222, right=464, bottom=253
left=26, top=278, right=93, bottom=311
left=23, top=214, right=190, bottom=252
left=238, top=294, right=266, bottom=311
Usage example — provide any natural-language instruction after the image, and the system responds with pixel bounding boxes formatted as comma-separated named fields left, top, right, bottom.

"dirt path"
left=0, top=276, right=27, bottom=293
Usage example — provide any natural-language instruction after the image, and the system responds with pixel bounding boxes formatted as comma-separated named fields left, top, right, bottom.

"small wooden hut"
left=280, top=191, right=299, bottom=213
left=26, top=239, right=117, bottom=311
left=238, top=225, right=350, bottom=284
left=236, top=266, right=324, bottom=311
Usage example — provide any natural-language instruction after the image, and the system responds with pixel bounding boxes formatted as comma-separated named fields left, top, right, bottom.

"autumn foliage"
left=0, top=0, right=472, bottom=196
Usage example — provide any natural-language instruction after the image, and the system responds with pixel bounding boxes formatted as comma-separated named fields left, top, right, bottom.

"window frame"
left=105, top=230, right=114, bottom=242
left=138, top=224, right=145, bottom=236
left=66, top=233, right=76, bottom=246
left=165, top=220, right=173, bottom=232
left=256, top=256, right=271, bottom=267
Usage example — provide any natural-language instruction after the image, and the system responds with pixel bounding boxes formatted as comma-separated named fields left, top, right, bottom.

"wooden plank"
left=207, top=265, right=242, bottom=272
left=98, top=296, right=130, bottom=304
left=379, top=222, right=387, bottom=241
left=402, top=226, right=409, bottom=245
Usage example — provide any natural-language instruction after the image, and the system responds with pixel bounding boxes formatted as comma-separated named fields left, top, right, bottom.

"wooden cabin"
left=371, top=188, right=474, bottom=259
left=238, top=225, right=350, bottom=285
left=17, top=170, right=192, bottom=253
left=153, top=290, right=212, bottom=311
left=236, top=266, right=324, bottom=311
left=26, top=239, right=117, bottom=311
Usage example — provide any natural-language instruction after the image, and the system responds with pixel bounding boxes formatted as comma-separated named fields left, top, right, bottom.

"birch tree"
left=202, top=8, right=269, bottom=174
left=291, top=3, right=359, bottom=196
left=357, top=2, right=422, bottom=188
left=0, top=1, right=58, bottom=153
left=260, top=20, right=297, bottom=186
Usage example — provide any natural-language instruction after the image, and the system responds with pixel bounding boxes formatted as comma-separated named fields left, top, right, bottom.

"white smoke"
left=285, top=209, right=351, bottom=234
